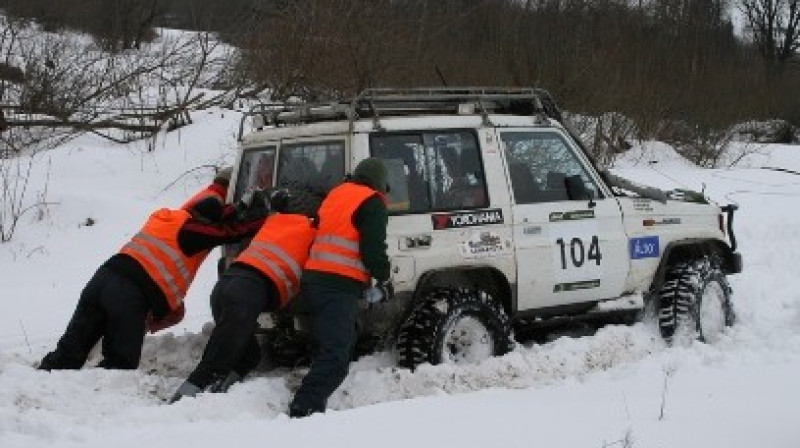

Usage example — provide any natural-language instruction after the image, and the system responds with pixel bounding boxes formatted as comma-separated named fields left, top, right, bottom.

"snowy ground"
left=1, top=112, right=799, bottom=447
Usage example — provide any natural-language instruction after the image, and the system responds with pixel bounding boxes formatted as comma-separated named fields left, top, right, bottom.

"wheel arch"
left=649, top=238, right=738, bottom=293
left=413, top=266, right=515, bottom=317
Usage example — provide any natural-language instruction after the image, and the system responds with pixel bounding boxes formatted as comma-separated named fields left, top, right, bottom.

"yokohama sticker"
left=432, top=208, right=504, bottom=230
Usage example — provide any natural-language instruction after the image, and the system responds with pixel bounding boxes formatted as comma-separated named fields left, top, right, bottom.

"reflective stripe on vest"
left=135, top=232, right=192, bottom=282
left=122, top=235, right=187, bottom=302
left=235, top=214, right=316, bottom=305
left=314, top=234, right=360, bottom=252
left=247, top=241, right=302, bottom=297
left=309, top=249, right=367, bottom=271
left=119, top=209, right=205, bottom=310
left=305, top=183, right=377, bottom=283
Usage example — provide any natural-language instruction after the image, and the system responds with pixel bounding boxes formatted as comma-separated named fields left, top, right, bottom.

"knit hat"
left=352, top=158, right=389, bottom=193
left=214, top=166, right=233, bottom=187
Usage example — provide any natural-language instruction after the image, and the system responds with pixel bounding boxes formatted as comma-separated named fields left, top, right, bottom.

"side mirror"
left=565, top=175, right=592, bottom=201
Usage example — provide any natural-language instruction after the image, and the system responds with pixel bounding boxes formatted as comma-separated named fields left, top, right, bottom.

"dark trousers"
left=290, top=281, right=359, bottom=414
left=39, top=267, right=149, bottom=370
left=187, top=266, right=277, bottom=387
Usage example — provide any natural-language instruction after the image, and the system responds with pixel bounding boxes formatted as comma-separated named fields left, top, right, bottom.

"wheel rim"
left=699, top=280, right=727, bottom=343
left=441, top=315, right=494, bottom=365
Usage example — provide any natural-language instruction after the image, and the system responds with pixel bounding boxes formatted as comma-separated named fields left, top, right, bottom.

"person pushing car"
left=288, top=157, right=394, bottom=418
left=170, top=189, right=318, bottom=402
left=38, top=182, right=265, bottom=371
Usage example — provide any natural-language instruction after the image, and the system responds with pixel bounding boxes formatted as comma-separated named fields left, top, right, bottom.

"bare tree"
left=739, top=0, right=800, bottom=65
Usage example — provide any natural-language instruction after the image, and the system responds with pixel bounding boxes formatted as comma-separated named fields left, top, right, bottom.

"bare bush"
left=730, top=119, right=797, bottom=143
left=0, top=20, right=238, bottom=242
left=1, top=18, right=238, bottom=146
left=0, top=152, right=53, bottom=243
left=658, top=122, right=734, bottom=168
left=569, top=112, right=635, bottom=169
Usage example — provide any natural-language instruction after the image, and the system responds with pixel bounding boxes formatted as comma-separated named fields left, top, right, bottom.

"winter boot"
left=208, top=371, right=243, bottom=393
left=288, top=401, right=325, bottom=419
left=168, top=381, right=203, bottom=404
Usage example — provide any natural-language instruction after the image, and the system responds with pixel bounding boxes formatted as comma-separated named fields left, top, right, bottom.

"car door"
left=499, top=129, right=629, bottom=310
left=369, top=129, right=514, bottom=290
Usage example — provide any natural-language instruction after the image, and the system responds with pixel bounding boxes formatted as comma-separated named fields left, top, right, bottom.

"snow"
left=2, top=111, right=800, bottom=447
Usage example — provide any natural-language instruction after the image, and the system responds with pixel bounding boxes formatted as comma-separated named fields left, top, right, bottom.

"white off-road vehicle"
left=226, top=88, right=742, bottom=369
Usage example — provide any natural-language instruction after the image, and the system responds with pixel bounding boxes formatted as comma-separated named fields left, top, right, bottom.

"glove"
left=236, top=187, right=259, bottom=210
left=363, top=280, right=394, bottom=305
left=236, top=187, right=264, bottom=210
left=235, top=187, right=268, bottom=220
left=146, top=303, right=186, bottom=334
left=269, top=189, right=291, bottom=213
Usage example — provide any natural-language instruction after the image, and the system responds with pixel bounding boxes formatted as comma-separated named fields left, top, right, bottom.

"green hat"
left=353, top=157, right=389, bottom=193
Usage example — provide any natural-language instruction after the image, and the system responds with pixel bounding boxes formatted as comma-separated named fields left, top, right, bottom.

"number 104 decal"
left=556, top=236, right=603, bottom=269
left=550, top=219, right=603, bottom=281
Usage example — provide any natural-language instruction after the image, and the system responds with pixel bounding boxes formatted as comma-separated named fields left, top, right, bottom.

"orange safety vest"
left=119, top=209, right=208, bottom=311
left=235, top=213, right=316, bottom=307
left=181, top=183, right=227, bottom=211
left=305, top=182, right=380, bottom=283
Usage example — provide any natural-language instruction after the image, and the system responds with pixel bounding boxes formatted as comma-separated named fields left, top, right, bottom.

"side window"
left=371, top=131, right=487, bottom=214
left=500, top=131, right=600, bottom=204
left=234, top=146, right=276, bottom=202
left=370, top=134, right=429, bottom=213
left=277, top=140, right=345, bottom=195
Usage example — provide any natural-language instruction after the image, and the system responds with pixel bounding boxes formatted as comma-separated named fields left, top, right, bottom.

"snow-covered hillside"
left=1, top=111, right=799, bottom=448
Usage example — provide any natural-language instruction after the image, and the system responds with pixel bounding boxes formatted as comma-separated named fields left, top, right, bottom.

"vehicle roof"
left=237, top=87, right=570, bottom=144
left=240, top=114, right=563, bottom=146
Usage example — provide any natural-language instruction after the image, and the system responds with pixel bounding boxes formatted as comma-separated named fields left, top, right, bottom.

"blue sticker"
left=629, top=236, right=660, bottom=259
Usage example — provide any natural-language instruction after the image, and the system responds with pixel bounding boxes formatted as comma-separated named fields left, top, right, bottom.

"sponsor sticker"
left=432, top=208, right=504, bottom=230
left=629, top=236, right=660, bottom=259
left=553, top=279, right=601, bottom=293
left=643, top=217, right=682, bottom=227
left=523, top=225, right=542, bottom=235
left=484, top=133, right=498, bottom=154
left=633, top=198, right=654, bottom=212
left=549, top=210, right=595, bottom=222
left=458, top=231, right=512, bottom=259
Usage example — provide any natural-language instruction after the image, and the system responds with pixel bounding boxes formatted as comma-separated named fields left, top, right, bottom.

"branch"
left=157, top=164, right=220, bottom=195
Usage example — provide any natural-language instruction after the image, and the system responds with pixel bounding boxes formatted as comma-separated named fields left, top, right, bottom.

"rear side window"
left=371, top=131, right=487, bottom=214
left=277, top=140, right=345, bottom=196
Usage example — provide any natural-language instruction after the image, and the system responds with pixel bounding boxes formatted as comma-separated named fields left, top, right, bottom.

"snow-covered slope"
left=1, top=115, right=799, bottom=447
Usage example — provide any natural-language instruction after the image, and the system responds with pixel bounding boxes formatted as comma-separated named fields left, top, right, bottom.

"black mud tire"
left=657, top=257, right=735, bottom=345
left=395, top=287, right=514, bottom=370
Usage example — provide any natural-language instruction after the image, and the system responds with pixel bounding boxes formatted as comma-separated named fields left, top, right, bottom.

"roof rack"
left=238, top=87, right=565, bottom=140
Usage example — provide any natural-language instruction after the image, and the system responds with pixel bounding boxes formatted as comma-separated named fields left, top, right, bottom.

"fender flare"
left=649, top=238, right=741, bottom=293
left=414, top=266, right=515, bottom=316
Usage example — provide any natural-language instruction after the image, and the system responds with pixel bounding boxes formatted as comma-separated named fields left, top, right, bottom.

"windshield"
left=234, top=140, right=345, bottom=203
left=277, top=140, right=345, bottom=196
left=234, top=146, right=276, bottom=202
